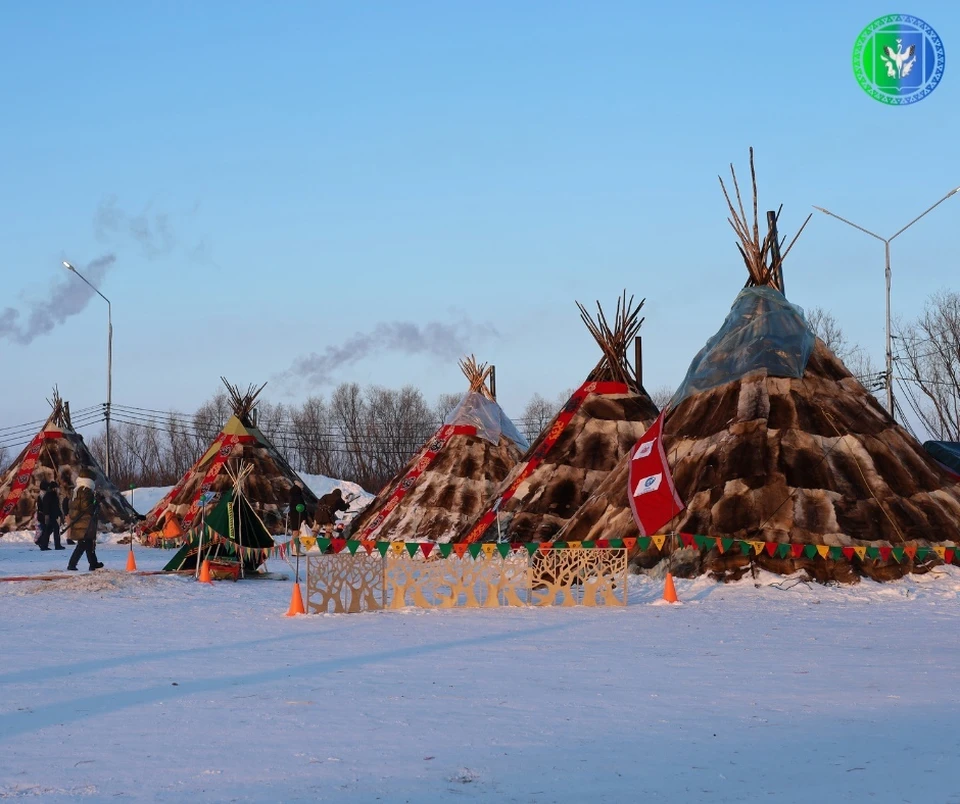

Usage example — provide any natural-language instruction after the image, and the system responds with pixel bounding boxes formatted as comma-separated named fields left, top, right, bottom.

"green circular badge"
left=853, top=14, right=945, bottom=105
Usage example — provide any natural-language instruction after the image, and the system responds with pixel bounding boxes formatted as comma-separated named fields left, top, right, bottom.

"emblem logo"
left=853, top=15, right=945, bottom=104
left=633, top=473, right=663, bottom=497
left=633, top=441, right=654, bottom=459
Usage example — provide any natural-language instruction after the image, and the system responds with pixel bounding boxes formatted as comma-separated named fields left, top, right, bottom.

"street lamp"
left=813, top=186, right=960, bottom=420
left=63, top=260, right=113, bottom=480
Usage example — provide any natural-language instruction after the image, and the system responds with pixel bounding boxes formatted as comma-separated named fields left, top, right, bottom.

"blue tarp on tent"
left=923, top=441, right=960, bottom=480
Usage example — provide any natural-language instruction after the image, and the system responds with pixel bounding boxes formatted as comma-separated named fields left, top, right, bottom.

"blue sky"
left=2, top=1, right=958, bottom=443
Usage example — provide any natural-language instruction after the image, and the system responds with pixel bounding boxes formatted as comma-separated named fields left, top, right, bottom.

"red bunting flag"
left=627, top=411, right=684, bottom=537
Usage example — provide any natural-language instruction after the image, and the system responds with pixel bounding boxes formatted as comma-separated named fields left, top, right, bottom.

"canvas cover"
left=443, top=391, right=529, bottom=450
left=671, top=287, right=815, bottom=408
left=924, top=441, right=960, bottom=480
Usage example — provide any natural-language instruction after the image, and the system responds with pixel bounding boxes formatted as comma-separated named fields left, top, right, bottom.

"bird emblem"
left=881, top=38, right=916, bottom=78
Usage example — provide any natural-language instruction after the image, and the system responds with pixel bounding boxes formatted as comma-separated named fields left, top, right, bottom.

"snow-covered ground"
left=2, top=536, right=960, bottom=802
left=121, top=472, right=373, bottom=516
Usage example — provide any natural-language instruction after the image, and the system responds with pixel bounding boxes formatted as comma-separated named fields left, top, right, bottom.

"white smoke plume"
left=0, top=254, right=116, bottom=346
left=285, top=319, right=500, bottom=388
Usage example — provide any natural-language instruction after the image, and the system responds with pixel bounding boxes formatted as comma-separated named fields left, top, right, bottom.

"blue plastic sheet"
left=444, top=391, right=530, bottom=450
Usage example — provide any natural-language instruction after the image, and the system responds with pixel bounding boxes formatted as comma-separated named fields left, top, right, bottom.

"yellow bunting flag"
left=853, top=546, right=867, bottom=561
left=749, top=541, right=765, bottom=556
left=391, top=542, right=405, bottom=556
left=567, top=541, right=583, bottom=551
left=301, top=536, right=316, bottom=551
left=934, top=546, right=947, bottom=559
left=816, top=544, right=830, bottom=558
left=652, top=534, right=666, bottom=551
left=481, top=543, right=497, bottom=558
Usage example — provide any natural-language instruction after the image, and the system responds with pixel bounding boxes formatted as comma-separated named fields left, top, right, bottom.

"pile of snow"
left=121, top=473, right=372, bottom=517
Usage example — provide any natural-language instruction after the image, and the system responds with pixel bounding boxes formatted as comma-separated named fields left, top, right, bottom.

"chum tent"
left=559, top=150, right=960, bottom=583
left=347, top=356, right=528, bottom=542
left=923, top=442, right=960, bottom=481
left=1, top=389, right=139, bottom=534
left=163, top=469, right=275, bottom=575
left=139, top=378, right=318, bottom=543
left=454, top=294, right=659, bottom=545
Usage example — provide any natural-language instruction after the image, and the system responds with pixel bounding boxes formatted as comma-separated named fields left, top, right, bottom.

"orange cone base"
left=198, top=559, right=213, bottom=584
left=663, top=572, right=679, bottom=604
left=125, top=551, right=137, bottom=572
left=286, top=582, right=306, bottom=616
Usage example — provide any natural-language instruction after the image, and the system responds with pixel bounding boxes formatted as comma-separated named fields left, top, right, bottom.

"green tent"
left=164, top=487, right=274, bottom=573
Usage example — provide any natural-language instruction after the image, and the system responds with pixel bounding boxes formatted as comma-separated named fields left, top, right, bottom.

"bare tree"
left=894, top=290, right=960, bottom=440
left=434, top=392, right=462, bottom=422
left=520, top=393, right=559, bottom=444
left=0, top=444, right=8, bottom=473
left=650, top=384, right=675, bottom=411
left=807, top=306, right=883, bottom=395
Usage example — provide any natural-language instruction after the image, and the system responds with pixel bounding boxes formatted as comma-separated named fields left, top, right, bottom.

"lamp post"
left=813, top=187, right=959, bottom=420
left=62, top=260, right=113, bottom=480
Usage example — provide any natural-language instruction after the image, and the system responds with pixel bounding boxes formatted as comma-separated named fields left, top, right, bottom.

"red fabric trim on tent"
left=356, top=424, right=477, bottom=541
left=462, top=381, right=630, bottom=544
left=0, top=429, right=63, bottom=526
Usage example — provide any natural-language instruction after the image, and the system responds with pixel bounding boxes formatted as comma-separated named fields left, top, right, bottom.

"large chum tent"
left=1, top=389, right=139, bottom=534
left=347, top=356, right=528, bottom=542
left=139, top=378, right=318, bottom=543
left=560, top=150, right=960, bottom=583
left=454, top=294, right=659, bottom=545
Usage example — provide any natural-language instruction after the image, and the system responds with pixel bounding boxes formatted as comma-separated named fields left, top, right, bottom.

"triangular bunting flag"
left=776, top=543, right=790, bottom=559
left=376, top=541, right=390, bottom=557
left=420, top=542, right=434, bottom=559
left=524, top=543, right=538, bottom=556
left=652, top=535, right=666, bottom=551
left=721, top=538, right=735, bottom=554
left=694, top=534, right=710, bottom=549
left=468, top=543, right=483, bottom=559
left=739, top=541, right=752, bottom=555
left=934, top=546, right=947, bottom=559
left=582, top=541, right=596, bottom=550
left=510, top=542, right=524, bottom=553
left=453, top=543, right=469, bottom=559
left=816, top=544, right=830, bottom=558
left=638, top=537, right=651, bottom=551
left=315, top=537, right=330, bottom=553
left=866, top=546, right=880, bottom=560
left=945, top=548, right=956, bottom=564
left=765, top=542, right=778, bottom=557
left=301, top=536, right=317, bottom=552
left=567, top=541, right=583, bottom=551
left=405, top=542, right=420, bottom=558
left=891, top=547, right=904, bottom=563
left=878, top=546, right=892, bottom=561
left=346, top=540, right=361, bottom=555
left=791, top=543, right=804, bottom=558
left=680, top=533, right=694, bottom=548
left=361, top=540, right=376, bottom=555
left=853, top=546, right=867, bottom=561
left=538, top=542, right=553, bottom=554
left=553, top=541, right=569, bottom=550
left=829, top=546, right=843, bottom=560
left=439, top=543, right=452, bottom=558
left=482, top=543, right=497, bottom=558
left=608, top=539, right=623, bottom=549
left=497, top=543, right=510, bottom=558
left=391, top=542, right=406, bottom=556
left=842, top=547, right=855, bottom=561
left=331, top=538, right=347, bottom=554
left=749, top=541, right=764, bottom=556
left=904, top=544, right=917, bottom=560
left=916, top=547, right=930, bottom=561
left=715, top=537, right=725, bottom=553
left=804, top=545, right=818, bottom=559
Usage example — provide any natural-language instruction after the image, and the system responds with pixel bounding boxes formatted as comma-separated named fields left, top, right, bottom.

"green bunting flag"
left=316, top=538, right=331, bottom=553
left=916, top=547, right=930, bottom=561
left=638, top=537, right=651, bottom=551
left=439, top=543, right=452, bottom=558
left=609, top=539, right=624, bottom=549
left=524, top=543, right=538, bottom=556
left=376, top=541, right=390, bottom=557
left=553, top=542, right=568, bottom=550
left=739, top=541, right=752, bottom=556
left=468, top=543, right=483, bottom=559
left=497, top=543, right=510, bottom=558
left=892, top=547, right=904, bottom=563
left=405, top=542, right=420, bottom=558
left=776, top=543, right=790, bottom=559
left=582, top=541, right=596, bottom=550
left=804, top=545, right=818, bottom=559
left=866, top=546, right=880, bottom=560
left=346, top=540, right=361, bottom=555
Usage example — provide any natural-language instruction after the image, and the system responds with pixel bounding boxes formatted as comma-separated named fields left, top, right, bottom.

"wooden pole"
left=490, top=365, right=497, bottom=400
left=767, top=210, right=784, bottom=295
left=634, top=336, right=643, bottom=388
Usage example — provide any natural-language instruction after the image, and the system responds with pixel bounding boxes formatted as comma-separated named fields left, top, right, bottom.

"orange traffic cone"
left=286, top=582, right=306, bottom=617
left=663, top=571, right=679, bottom=603
left=125, top=550, right=137, bottom=572
left=198, top=559, right=212, bottom=584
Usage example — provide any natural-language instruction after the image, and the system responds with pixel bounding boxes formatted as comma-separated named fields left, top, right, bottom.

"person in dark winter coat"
left=66, top=472, right=104, bottom=571
left=313, top=488, right=349, bottom=537
left=37, top=480, right=65, bottom=551
left=288, top=480, right=311, bottom=532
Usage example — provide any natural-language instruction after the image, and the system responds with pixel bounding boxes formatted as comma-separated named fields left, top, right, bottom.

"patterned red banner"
left=357, top=424, right=476, bottom=541
left=462, top=381, right=630, bottom=544
left=0, top=430, right=62, bottom=528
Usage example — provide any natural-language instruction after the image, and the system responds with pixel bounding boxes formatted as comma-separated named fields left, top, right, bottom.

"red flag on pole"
left=627, top=411, right=684, bottom=537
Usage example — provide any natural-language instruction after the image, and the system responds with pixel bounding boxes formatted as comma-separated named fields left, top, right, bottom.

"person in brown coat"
left=313, top=488, right=349, bottom=537
left=66, top=471, right=104, bottom=571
